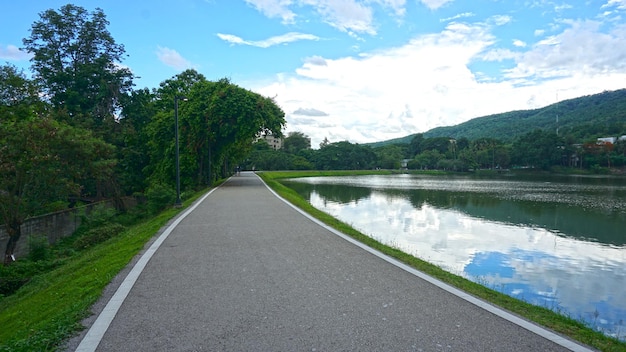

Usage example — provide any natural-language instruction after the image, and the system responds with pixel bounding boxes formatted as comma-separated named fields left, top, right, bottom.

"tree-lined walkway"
left=72, top=172, right=591, bottom=351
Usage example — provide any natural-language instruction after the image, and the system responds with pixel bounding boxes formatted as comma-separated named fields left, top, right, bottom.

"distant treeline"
left=246, top=129, right=626, bottom=173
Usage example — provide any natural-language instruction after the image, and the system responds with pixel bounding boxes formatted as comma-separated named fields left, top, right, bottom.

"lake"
left=282, top=173, right=626, bottom=340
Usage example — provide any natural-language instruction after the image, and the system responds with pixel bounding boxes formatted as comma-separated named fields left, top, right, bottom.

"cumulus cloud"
left=0, top=44, right=31, bottom=61
left=505, top=20, right=626, bottom=81
left=250, top=16, right=626, bottom=147
left=513, top=39, right=527, bottom=47
left=293, top=107, right=329, bottom=116
left=217, top=32, right=319, bottom=48
left=244, top=0, right=412, bottom=35
left=156, top=46, right=193, bottom=70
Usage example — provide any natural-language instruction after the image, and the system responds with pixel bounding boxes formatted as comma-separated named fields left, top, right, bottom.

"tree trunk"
left=3, top=223, right=21, bottom=265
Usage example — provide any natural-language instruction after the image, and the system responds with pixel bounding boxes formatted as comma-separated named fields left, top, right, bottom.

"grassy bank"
left=0, top=191, right=207, bottom=351
left=258, top=170, right=626, bottom=352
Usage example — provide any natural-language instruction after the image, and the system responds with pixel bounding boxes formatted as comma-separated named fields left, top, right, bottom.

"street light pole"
left=174, top=96, right=188, bottom=207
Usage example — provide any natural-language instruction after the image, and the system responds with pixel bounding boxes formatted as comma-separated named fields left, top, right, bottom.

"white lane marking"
left=75, top=186, right=221, bottom=352
left=257, top=173, right=593, bottom=352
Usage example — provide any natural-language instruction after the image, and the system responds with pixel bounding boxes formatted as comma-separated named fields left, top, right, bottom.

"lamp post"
left=174, top=96, right=188, bottom=207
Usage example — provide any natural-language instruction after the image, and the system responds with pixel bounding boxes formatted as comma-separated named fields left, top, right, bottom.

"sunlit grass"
left=258, top=170, right=626, bottom=352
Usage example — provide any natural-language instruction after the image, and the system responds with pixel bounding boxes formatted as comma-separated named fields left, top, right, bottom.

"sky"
left=2, top=0, right=626, bottom=147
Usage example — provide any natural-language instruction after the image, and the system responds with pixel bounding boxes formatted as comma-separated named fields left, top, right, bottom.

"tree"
left=511, top=130, right=563, bottom=170
left=409, top=133, right=424, bottom=157
left=146, top=73, right=285, bottom=190
left=0, top=64, right=45, bottom=121
left=116, top=88, right=157, bottom=194
left=315, top=141, right=376, bottom=170
left=0, top=117, right=116, bottom=264
left=22, top=4, right=133, bottom=130
left=284, top=132, right=311, bottom=155
left=374, top=144, right=407, bottom=169
left=319, top=137, right=330, bottom=149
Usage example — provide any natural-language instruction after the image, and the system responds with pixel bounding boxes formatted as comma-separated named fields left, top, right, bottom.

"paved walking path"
left=72, top=172, right=592, bottom=351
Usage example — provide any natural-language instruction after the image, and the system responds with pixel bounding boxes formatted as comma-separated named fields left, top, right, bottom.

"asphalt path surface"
left=70, top=172, right=593, bottom=351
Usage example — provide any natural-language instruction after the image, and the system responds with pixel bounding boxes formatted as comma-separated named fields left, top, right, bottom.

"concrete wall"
left=0, top=198, right=135, bottom=260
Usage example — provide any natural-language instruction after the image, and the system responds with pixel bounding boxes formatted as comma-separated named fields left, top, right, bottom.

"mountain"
left=368, top=88, right=626, bottom=147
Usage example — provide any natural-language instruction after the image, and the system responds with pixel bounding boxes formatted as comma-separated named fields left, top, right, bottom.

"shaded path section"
left=75, top=172, right=591, bottom=351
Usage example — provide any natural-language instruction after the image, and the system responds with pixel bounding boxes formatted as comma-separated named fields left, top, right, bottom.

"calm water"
left=283, top=174, right=626, bottom=340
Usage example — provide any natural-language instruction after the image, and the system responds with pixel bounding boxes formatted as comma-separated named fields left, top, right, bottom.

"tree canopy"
left=22, top=4, right=133, bottom=128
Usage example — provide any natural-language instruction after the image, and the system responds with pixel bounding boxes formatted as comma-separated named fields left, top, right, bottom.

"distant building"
left=257, top=133, right=283, bottom=150
left=597, top=137, right=617, bottom=145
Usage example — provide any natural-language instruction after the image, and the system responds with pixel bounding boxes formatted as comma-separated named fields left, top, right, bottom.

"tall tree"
left=22, top=4, right=133, bottom=129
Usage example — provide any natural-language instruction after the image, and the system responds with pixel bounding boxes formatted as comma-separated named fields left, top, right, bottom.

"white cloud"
left=419, top=0, right=454, bottom=10
left=0, top=44, right=31, bottom=61
left=244, top=0, right=412, bottom=35
left=513, top=39, right=527, bottom=47
left=293, top=107, right=329, bottom=116
left=505, top=20, right=626, bottom=81
left=302, top=0, right=376, bottom=34
left=481, top=48, right=519, bottom=62
left=156, top=46, right=193, bottom=70
left=217, top=32, right=320, bottom=48
left=303, top=55, right=328, bottom=66
left=246, top=15, right=626, bottom=148
left=602, top=0, right=626, bottom=10
left=440, top=12, right=475, bottom=23
left=377, top=0, right=407, bottom=17
left=489, top=15, right=512, bottom=26
left=244, top=0, right=297, bottom=24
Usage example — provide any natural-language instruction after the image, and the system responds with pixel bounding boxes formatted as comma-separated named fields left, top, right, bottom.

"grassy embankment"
left=0, top=190, right=207, bottom=351
left=258, top=170, right=626, bottom=352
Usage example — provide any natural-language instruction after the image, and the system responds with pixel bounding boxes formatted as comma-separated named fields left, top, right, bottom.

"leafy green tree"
left=511, top=130, right=563, bottom=170
left=374, top=144, right=406, bottom=169
left=413, top=150, right=443, bottom=169
left=0, top=64, right=45, bottom=121
left=116, top=88, right=157, bottom=194
left=0, top=118, right=116, bottom=264
left=421, top=137, right=452, bottom=154
left=22, top=4, right=133, bottom=130
left=284, top=131, right=311, bottom=155
left=409, top=133, right=424, bottom=157
left=146, top=73, right=285, bottom=191
left=316, top=141, right=376, bottom=170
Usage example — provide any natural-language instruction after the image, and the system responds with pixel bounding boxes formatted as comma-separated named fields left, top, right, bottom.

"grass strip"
left=0, top=191, right=206, bottom=351
left=258, top=170, right=626, bottom=352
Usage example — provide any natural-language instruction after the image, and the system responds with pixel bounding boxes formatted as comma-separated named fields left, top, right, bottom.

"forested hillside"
left=372, top=88, right=626, bottom=146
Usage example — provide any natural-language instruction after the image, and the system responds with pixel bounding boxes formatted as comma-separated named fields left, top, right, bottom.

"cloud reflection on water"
left=296, top=175, right=626, bottom=339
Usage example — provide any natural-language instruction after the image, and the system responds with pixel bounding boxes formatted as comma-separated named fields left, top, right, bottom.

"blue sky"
left=2, top=0, right=626, bottom=147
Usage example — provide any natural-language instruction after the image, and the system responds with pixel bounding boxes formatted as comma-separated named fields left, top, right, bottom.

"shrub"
left=28, top=235, right=50, bottom=262
left=146, top=183, right=176, bottom=214
left=82, top=203, right=117, bottom=228
left=72, top=223, right=126, bottom=250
